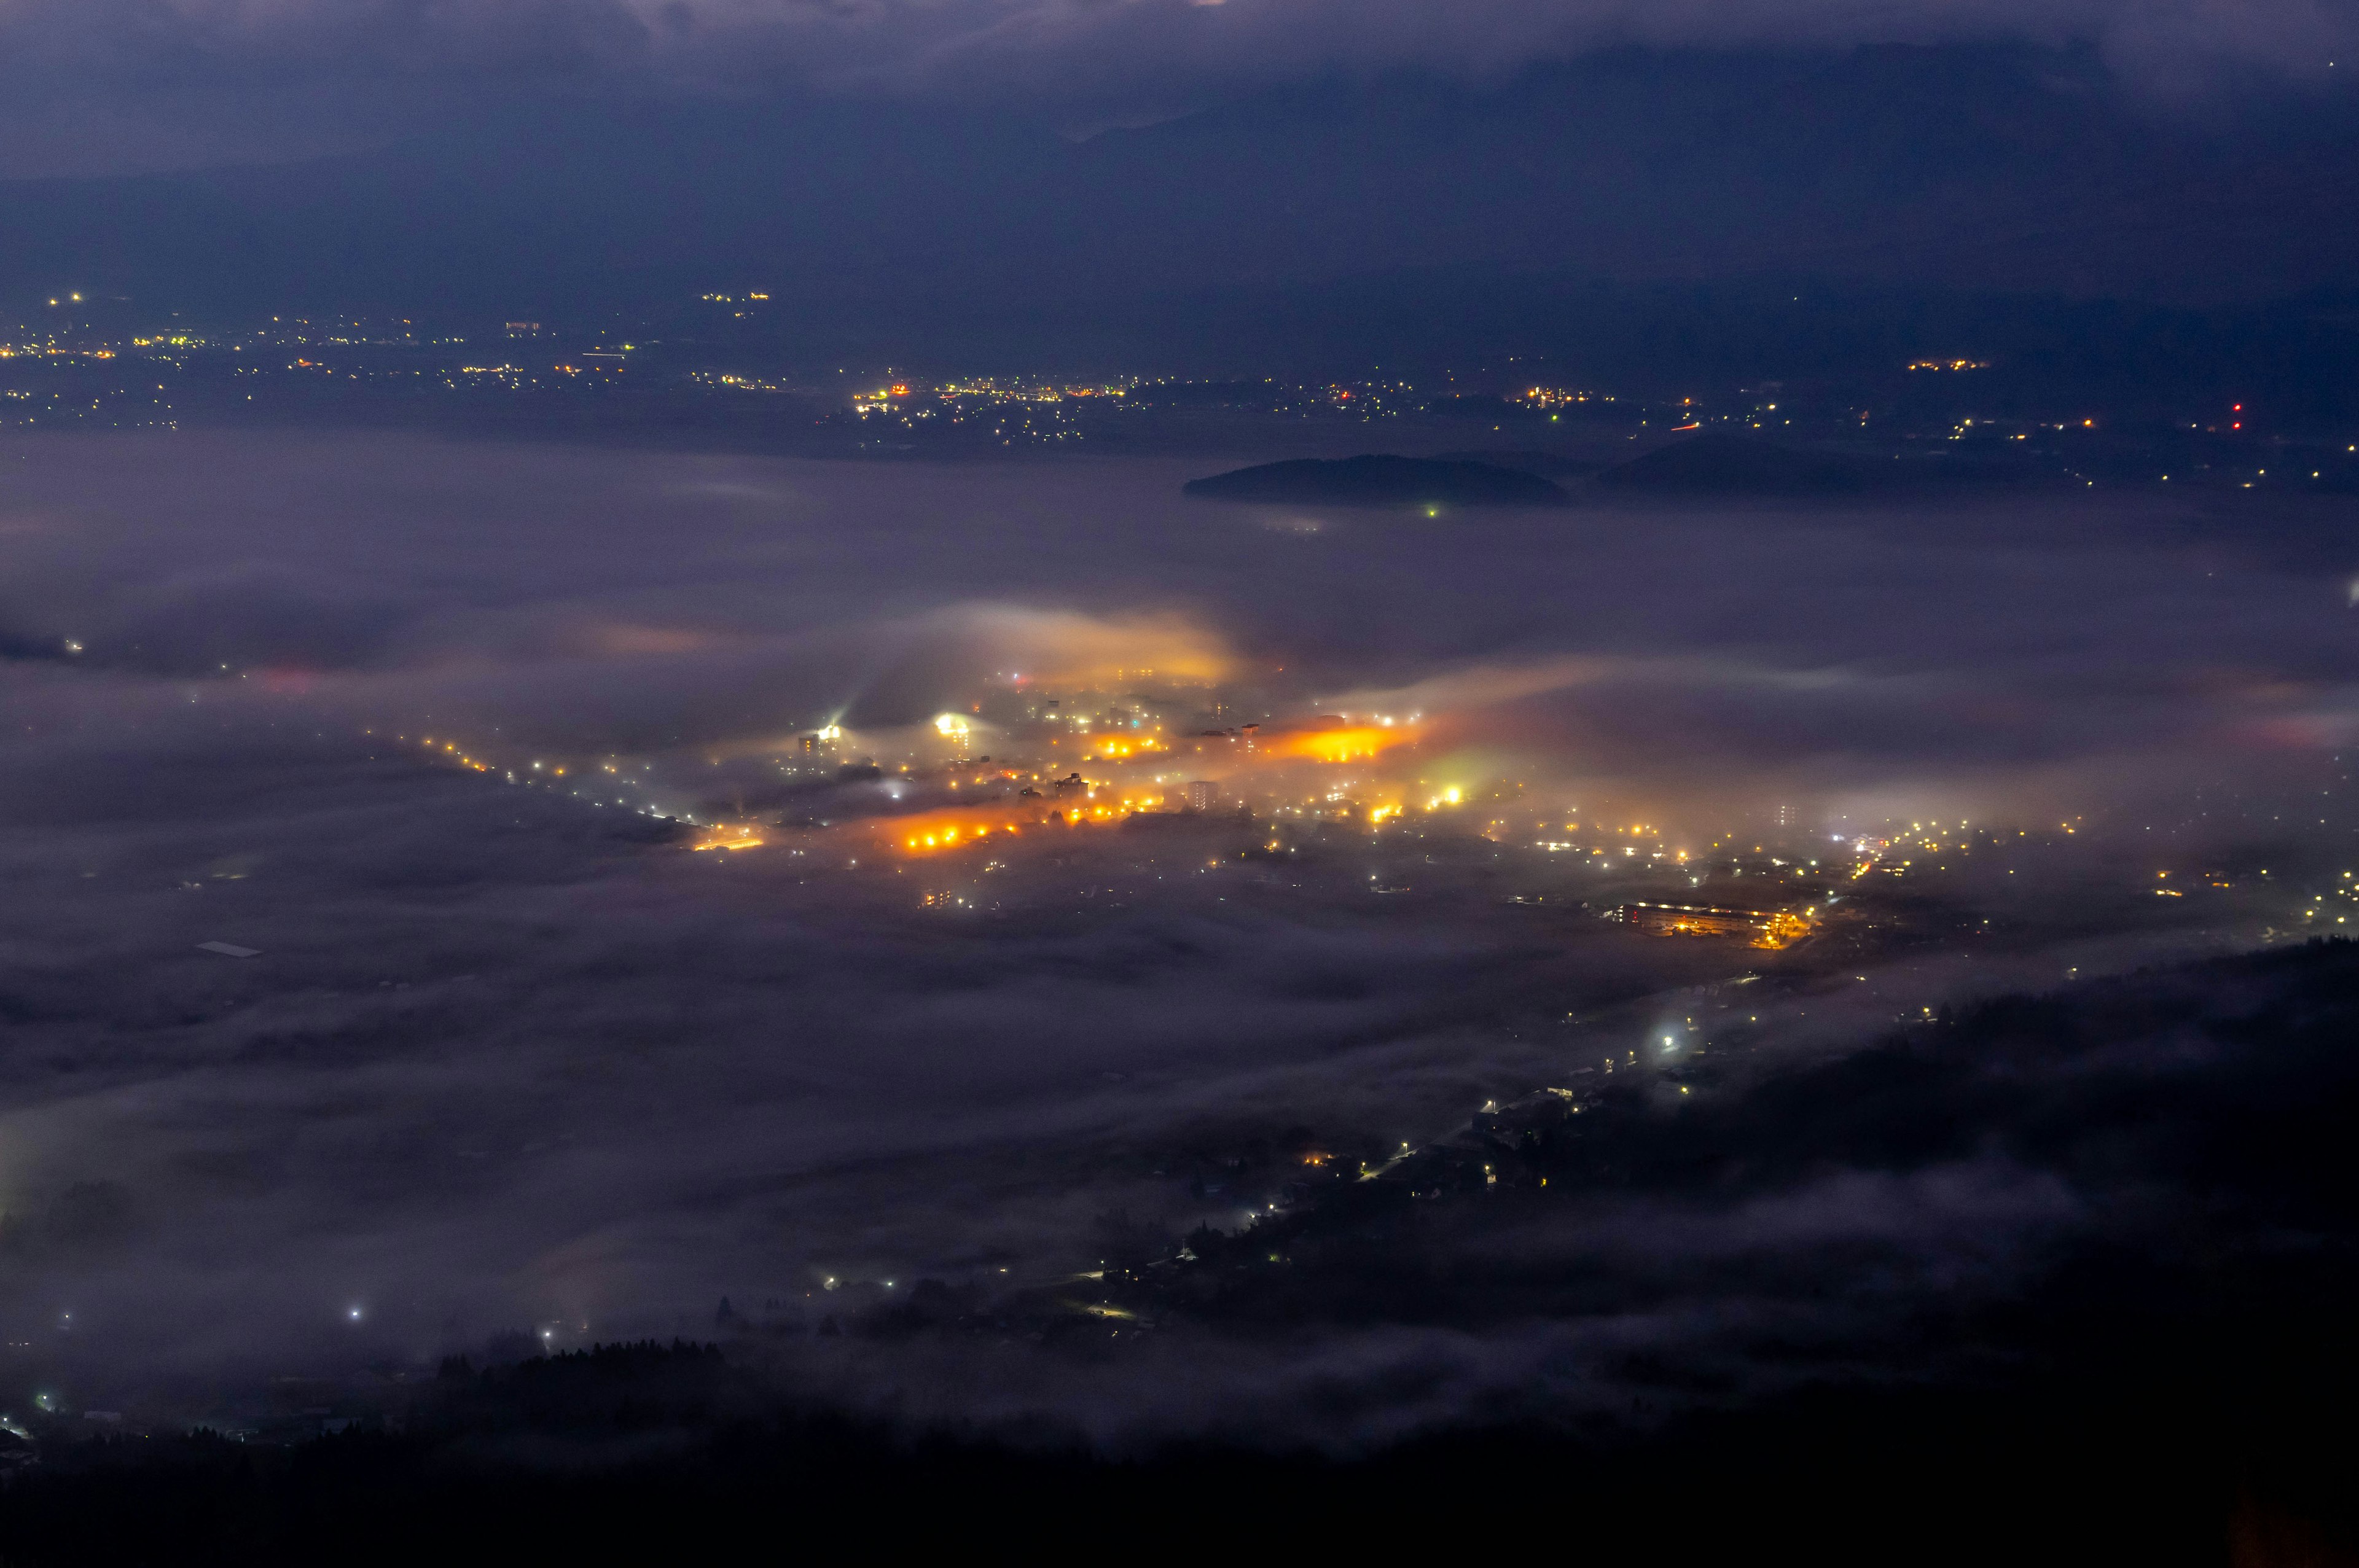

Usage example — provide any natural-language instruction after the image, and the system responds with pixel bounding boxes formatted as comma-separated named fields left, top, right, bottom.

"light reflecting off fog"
left=1, top=427, right=2355, bottom=1435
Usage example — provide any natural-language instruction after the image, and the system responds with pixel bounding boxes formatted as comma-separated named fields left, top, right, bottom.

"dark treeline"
left=0, top=1332, right=2344, bottom=1564
left=7, top=942, right=2359, bottom=1562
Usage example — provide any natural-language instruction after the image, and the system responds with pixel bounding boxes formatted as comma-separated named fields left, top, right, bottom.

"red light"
left=2233, top=404, right=2243, bottom=412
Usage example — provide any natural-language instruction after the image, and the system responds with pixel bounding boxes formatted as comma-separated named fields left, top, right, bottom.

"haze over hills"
left=1594, top=431, right=1872, bottom=493
left=1183, top=454, right=1570, bottom=508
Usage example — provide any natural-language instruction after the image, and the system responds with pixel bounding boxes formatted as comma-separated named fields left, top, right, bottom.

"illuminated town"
left=343, top=639, right=2348, bottom=1021
left=3, top=299, right=2355, bottom=493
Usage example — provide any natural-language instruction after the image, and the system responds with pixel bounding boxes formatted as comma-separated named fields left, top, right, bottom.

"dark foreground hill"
left=1183, top=454, right=1570, bottom=508
left=6, top=938, right=2358, bottom=1562
left=1597, top=430, right=1872, bottom=493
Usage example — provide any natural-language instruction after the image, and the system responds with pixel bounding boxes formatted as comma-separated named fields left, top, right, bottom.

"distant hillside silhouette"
left=1183, top=455, right=1568, bottom=509
left=1597, top=431, right=1870, bottom=494
left=1431, top=449, right=1610, bottom=477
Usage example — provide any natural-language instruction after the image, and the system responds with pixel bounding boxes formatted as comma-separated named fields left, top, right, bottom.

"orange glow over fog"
left=693, top=825, right=766, bottom=851
left=883, top=806, right=1028, bottom=853
left=968, top=609, right=1232, bottom=688
left=257, top=667, right=322, bottom=695
left=887, top=789, right=1173, bottom=852
left=903, top=822, right=1019, bottom=851
left=1270, top=725, right=1417, bottom=763
left=1067, top=793, right=1166, bottom=820
left=587, top=623, right=725, bottom=657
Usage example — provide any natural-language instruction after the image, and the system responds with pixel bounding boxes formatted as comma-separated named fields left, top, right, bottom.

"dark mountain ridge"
left=7, top=44, right=2359, bottom=329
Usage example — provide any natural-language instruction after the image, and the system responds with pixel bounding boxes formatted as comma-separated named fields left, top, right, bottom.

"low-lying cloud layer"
left=1, top=427, right=2353, bottom=1437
